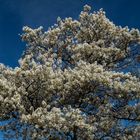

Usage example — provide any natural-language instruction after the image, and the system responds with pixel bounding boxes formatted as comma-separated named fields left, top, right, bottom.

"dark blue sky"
left=0, top=0, right=140, bottom=67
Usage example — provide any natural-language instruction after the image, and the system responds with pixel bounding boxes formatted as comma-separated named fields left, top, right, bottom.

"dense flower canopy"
left=0, top=5, right=140, bottom=139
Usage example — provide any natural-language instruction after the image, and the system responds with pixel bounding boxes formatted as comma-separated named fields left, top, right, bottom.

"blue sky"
left=0, top=0, right=140, bottom=67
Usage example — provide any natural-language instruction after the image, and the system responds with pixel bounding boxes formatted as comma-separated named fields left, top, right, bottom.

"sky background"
left=0, top=0, right=140, bottom=68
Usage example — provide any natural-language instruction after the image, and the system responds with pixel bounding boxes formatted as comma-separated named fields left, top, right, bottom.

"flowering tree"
left=0, top=5, right=140, bottom=140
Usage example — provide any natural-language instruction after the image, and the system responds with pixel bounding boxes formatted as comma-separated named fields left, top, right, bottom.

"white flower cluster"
left=71, top=42, right=126, bottom=67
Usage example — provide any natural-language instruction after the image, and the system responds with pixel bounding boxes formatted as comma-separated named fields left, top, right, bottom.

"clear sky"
left=0, top=0, right=140, bottom=67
